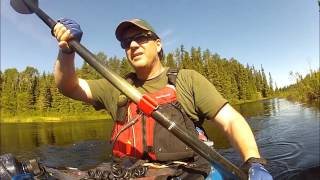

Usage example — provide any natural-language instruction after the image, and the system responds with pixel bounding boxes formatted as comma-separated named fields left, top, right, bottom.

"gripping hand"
left=53, top=18, right=83, bottom=54
left=248, top=163, right=273, bottom=180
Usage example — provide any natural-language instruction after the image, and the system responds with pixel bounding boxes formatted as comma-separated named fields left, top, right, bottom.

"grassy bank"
left=0, top=114, right=111, bottom=123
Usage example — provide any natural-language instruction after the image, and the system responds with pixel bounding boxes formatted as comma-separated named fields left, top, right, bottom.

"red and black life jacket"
left=111, top=69, right=199, bottom=162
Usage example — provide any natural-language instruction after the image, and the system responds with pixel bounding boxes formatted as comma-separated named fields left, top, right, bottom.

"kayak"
left=0, top=153, right=237, bottom=180
left=43, top=162, right=231, bottom=180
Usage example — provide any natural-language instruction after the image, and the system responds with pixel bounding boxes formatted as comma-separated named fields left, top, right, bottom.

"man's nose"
left=129, top=40, right=140, bottom=48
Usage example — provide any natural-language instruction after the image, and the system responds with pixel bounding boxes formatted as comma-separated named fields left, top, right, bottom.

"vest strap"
left=167, top=68, right=179, bottom=85
left=137, top=94, right=159, bottom=116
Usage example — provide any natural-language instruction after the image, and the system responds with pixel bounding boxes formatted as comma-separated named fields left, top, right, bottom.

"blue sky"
left=1, top=0, right=319, bottom=87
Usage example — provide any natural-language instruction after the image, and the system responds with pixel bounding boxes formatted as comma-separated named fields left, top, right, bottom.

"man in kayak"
left=52, top=18, right=272, bottom=180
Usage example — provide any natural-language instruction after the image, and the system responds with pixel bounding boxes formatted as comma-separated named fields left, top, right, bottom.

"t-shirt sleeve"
left=177, top=70, right=228, bottom=121
left=192, top=71, right=228, bottom=119
left=86, top=79, right=120, bottom=118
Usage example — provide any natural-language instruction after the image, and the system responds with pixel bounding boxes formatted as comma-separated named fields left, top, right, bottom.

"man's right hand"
left=52, top=18, right=83, bottom=54
left=248, top=163, right=273, bottom=180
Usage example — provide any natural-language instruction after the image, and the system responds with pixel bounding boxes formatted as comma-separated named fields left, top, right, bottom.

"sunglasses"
left=120, top=32, right=157, bottom=49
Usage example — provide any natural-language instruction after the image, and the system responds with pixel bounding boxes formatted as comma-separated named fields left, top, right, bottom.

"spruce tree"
left=269, top=72, right=274, bottom=95
left=37, top=72, right=52, bottom=114
left=261, top=65, right=270, bottom=97
left=165, top=53, right=177, bottom=68
left=119, top=57, right=132, bottom=77
left=1, top=68, right=19, bottom=117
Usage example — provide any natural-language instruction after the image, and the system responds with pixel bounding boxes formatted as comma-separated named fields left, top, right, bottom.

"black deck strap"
left=167, top=68, right=179, bottom=86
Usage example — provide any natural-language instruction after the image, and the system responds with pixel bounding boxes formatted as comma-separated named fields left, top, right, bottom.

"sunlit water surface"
left=1, top=98, right=319, bottom=179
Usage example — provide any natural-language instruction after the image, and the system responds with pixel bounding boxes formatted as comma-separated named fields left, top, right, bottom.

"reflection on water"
left=0, top=120, right=113, bottom=158
left=39, top=140, right=111, bottom=170
left=0, top=98, right=319, bottom=179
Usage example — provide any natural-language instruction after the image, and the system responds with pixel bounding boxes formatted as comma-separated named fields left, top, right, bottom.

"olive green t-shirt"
left=87, top=68, right=228, bottom=122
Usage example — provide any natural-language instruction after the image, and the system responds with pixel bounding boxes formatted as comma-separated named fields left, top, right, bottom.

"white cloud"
left=159, top=29, right=177, bottom=48
left=159, top=29, right=173, bottom=39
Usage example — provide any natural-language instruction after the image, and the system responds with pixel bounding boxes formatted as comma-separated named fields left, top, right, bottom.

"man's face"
left=121, top=27, right=162, bottom=70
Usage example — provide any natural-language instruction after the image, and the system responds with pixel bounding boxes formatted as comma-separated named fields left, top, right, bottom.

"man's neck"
left=136, top=63, right=164, bottom=81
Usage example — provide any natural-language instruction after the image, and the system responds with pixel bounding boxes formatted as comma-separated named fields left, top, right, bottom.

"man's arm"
left=211, top=103, right=260, bottom=161
left=54, top=51, right=94, bottom=105
left=53, top=19, right=95, bottom=105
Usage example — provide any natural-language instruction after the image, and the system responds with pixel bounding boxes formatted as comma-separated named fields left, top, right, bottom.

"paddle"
left=10, top=0, right=247, bottom=179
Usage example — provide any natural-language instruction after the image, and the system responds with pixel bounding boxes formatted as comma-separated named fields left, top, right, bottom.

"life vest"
left=111, top=69, right=199, bottom=162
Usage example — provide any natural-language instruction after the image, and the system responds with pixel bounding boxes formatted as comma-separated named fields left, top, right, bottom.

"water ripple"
left=274, top=166, right=320, bottom=180
left=258, top=141, right=306, bottom=178
left=261, top=141, right=303, bottom=161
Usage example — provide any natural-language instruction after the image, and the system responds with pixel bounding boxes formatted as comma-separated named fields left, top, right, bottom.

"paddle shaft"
left=21, top=0, right=247, bottom=179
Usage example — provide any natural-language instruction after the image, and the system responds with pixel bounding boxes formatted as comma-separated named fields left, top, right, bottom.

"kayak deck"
left=42, top=162, right=233, bottom=180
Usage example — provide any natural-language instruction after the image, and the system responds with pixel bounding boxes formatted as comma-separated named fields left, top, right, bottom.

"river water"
left=0, top=98, right=319, bottom=179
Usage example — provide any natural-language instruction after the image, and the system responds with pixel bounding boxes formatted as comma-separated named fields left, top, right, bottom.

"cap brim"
left=115, top=21, right=150, bottom=41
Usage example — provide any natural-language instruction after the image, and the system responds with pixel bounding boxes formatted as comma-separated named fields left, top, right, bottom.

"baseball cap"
left=115, top=19, right=159, bottom=41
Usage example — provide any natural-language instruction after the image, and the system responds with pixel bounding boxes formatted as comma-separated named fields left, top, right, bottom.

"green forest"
left=277, top=70, right=320, bottom=102
left=1, top=46, right=318, bottom=122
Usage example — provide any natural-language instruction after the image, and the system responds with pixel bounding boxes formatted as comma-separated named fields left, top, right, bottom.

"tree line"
left=277, top=70, right=320, bottom=102
left=0, top=46, right=275, bottom=119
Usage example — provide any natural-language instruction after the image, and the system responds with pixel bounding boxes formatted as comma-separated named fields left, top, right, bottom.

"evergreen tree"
left=204, top=53, right=223, bottom=94
left=247, top=66, right=258, bottom=99
left=96, top=52, right=108, bottom=66
left=180, top=51, right=192, bottom=69
left=1, top=68, right=19, bottom=116
left=278, top=70, right=319, bottom=102
left=237, top=65, right=249, bottom=100
left=269, top=72, right=274, bottom=95
left=177, top=45, right=186, bottom=69
left=108, top=56, right=121, bottom=74
left=119, top=57, right=132, bottom=77
left=79, top=52, right=109, bottom=79
left=228, top=58, right=241, bottom=100
left=261, top=65, right=270, bottom=97
left=190, top=47, right=204, bottom=75
left=16, top=67, right=39, bottom=114
left=49, top=74, right=65, bottom=113
left=37, top=72, right=53, bottom=114
left=165, top=53, right=177, bottom=68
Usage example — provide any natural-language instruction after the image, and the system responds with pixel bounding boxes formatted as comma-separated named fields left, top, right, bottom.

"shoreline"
left=232, top=97, right=272, bottom=105
left=0, top=97, right=277, bottom=123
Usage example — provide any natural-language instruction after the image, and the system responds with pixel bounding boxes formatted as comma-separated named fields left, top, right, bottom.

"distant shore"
left=0, top=98, right=276, bottom=123
left=232, top=97, right=272, bottom=105
left=0, top=114, right=111, bottom=123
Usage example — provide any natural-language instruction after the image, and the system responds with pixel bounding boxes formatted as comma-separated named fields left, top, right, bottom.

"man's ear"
left=156, top=39, right=162, bottom=53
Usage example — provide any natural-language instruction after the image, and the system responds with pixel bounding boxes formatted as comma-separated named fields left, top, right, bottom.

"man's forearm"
left=213, top=104, right=261, bottom=162
left=54, top=50, right=79, bottom=96
left=227, top=115, right=261, bottom=161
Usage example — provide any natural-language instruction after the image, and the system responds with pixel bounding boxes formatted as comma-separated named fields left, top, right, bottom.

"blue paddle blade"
left=10, top=0, right=38, bottom=14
